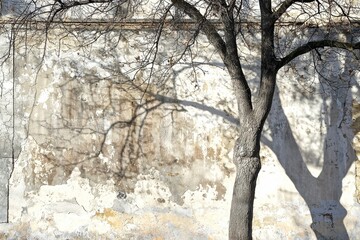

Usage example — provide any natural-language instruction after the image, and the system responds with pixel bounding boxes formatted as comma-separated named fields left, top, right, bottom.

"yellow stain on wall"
left=152, top=237, right=164, bottom=240
left=94, top=208, right=130, bottom=229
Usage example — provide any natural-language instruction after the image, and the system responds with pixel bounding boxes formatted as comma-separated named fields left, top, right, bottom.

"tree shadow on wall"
left=263, top=50, right=359, bottom=239
left=15, top=23, right=360, bottom=238
left=0, top=0, right=30, bottom=16
left=30, top=76, right=182, bottom=191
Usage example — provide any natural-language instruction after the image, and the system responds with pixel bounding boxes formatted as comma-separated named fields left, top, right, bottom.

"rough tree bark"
left=229, top=125, right=262, bottom=240
left=171, top=1, right=279, bottom=239
left=227, top=1, right=278, bottom=237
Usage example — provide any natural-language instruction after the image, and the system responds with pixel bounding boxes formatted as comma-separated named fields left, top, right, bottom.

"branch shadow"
left=9, top=21, right=359, bottom=238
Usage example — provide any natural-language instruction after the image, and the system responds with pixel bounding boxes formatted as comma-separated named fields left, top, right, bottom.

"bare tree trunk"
left=310, top=202, right=349, bottom=240
left=229, top=131, right=262, bottom=240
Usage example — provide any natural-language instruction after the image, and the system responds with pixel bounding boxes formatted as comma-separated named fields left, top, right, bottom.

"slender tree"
left=9, top=0, right=360, bottom=239
left=163, top=1, right=359, bottom=239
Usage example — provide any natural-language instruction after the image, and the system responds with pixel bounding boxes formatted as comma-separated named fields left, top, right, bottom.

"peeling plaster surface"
left=352, top=100, right=360, bottom=203
left=0, top=25, right=359, bottom=239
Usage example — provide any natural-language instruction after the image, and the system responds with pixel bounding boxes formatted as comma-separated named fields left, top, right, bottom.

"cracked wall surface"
left=352, top=100, right=360, bottom=203
left=0, top=23, right=359, bottom=239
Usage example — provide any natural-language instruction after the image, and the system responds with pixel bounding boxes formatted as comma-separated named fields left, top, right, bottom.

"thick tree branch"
left=57, top=0, right=116, bottom=8
left=228, top=0, right=237, bottom=12
left=259, top=0, right=273, bottom=15
left=217, top=0, right=253, bottom=114
left=254, top=0, right=277, bottom=122
left=172, top=0, right=253, bottom=119
left=278, top=40, right=360, bottom=69
left=171, top=0, right=227, bottom=59
left=17, top=0, right=123, bottom=23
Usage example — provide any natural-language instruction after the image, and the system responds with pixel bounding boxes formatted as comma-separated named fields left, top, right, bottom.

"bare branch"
left=273, top=0, right=316, bottom=21
left=228, top=0, right=237, bottom=11
left=278, top=40, right=360, bottom=69
left=171, top=0, right=227, bottom=59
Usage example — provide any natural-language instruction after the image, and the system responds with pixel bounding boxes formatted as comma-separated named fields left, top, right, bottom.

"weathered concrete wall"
left=0, top=33, right=15, bottom=222
left=352, top=101, right=360, bottom=203
left=0, top=25, right=359, bottom=239
left=0, top=158, right=9, bottom=223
